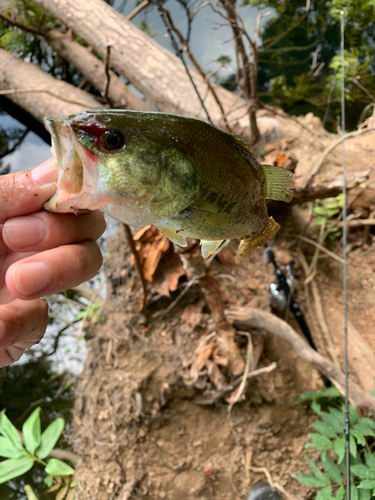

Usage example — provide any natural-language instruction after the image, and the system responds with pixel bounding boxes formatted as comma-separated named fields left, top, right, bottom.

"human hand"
left=0, top=158, right=106, bottom=366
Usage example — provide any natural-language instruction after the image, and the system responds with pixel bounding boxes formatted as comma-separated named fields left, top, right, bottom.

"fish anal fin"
left=236, top=218, right=280, bottom=263
left=201, top=240, right=224, bottom=258
left=157, top=227, right=188, bottom=247
left=260, top=164, right=294, bottom=203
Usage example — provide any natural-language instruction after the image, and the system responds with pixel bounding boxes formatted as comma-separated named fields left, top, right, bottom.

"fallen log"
left=0, top=49, right=99, bottom=121
left=226, top=306, right=375, bottom=413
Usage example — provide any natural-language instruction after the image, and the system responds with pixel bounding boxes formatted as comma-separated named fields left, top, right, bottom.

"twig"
left=298, top=251, right=341, bottom=369
left=161, top=275, right=202, bottom=317
left=228, top=331, right=253, bottom=413
left=0, top=89, right=97, bottom=108
left=336, top=217, right=375, bottom=228
left=156, top=2, right=230, bottom=130
left=126, top=0, right=149, bottom=21
left=310, top=127, right=375, bottom=177
left=123, top=224, right=148, bottom=310
left=296, top=235, right=345, bottom=264
left=195, top=363, right=277, bottom=405
left=226, top=306, right=375, bottom=413
left=104, top=45, right=111, bottom=103
left=0, top=12, right=45, bottom=36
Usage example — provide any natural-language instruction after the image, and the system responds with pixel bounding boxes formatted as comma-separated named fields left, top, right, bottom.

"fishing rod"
left=340, top=10, right=351, bottom=499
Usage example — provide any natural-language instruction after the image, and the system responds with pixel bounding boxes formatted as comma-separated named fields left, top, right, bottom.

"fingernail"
left=31, top=157, right=58, bottom=185
left=3, top=216, right=48, bottom=249
left=12, top=262, right=52, bottom=296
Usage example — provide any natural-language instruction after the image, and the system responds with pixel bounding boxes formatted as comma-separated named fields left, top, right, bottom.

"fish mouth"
left=44, top=117, right=83, bottom=196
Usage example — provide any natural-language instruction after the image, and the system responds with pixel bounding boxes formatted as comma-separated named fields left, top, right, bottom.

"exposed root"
left=226, top=306, right=375, bottom=413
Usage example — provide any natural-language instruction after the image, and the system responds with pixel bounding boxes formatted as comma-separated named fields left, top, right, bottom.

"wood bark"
left=40, top=28, right=150, bottom=111
left=0, top=49, right=99, bottom=122
left=31, top=0, right=253, bottom=136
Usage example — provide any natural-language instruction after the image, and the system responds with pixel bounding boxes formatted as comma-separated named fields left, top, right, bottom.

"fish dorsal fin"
left=200, top=240, right=224, bottom=258
left=157, top=227, right=188, bottom=247
left=260, top=165, right=294, bottom=203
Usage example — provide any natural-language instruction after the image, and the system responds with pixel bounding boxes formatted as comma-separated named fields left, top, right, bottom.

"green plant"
left=313, top=193, right=344, bottom=247
left=293, top=387, right=375, bottom=499
left=75, top=301, right=106, bottom=324
left=0, top=408, right=76, bottom=498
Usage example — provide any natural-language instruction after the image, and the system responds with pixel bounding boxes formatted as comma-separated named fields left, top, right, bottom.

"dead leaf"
left=131, top=225, right=185, bottom=296
left=264, top=150, right=298, bottom=172
left=181, top=300, right=205, bottom=328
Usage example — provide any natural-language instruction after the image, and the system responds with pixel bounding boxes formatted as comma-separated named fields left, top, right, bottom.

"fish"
left=43, top=110, right=294, bottom=261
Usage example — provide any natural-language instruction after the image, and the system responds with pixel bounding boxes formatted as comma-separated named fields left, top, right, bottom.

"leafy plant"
left=293, top=388, right=375, bottom=499
left=0, top=408, right=76, bottom=498
left=313, top=193, right=344, bottom=245
left=75, top=301, right=106, bottom=324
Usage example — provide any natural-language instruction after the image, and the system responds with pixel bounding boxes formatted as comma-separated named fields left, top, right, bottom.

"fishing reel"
left=264, top=246, right=296, bottom=312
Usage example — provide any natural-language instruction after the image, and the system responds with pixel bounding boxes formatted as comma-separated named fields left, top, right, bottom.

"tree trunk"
left=0, top=49, right=100, bottom=122
left=32, top=0, right=253, bottom=137
left=40, top=28, right=150, bottom=111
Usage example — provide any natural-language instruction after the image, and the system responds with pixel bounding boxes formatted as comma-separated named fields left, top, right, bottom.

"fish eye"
left=100, top=129, right=125, bottom=151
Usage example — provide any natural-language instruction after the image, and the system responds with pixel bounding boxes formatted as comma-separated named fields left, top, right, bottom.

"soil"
left=71, top=112, right=375, bottom=500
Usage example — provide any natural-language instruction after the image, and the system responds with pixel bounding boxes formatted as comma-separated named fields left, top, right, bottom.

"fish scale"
left=43, top=110, right=294, bottom=261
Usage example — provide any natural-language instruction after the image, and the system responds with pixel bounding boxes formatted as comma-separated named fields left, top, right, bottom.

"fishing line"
left=340, top=10, right=351, bottom=500
left=156, top=2, right=214, bottom=125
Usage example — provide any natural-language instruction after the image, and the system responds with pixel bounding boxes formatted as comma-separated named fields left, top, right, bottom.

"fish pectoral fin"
left=236, top=217, right=280, bottom=263
left=157, top=227, right=188, bottom=247
left=201, top=240, right=224, bottom=258
left=260, top=164, right=294, bottom=203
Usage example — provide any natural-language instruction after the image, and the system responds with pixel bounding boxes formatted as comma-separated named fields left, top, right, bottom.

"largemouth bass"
left=43, top=110, right=294, bottom=261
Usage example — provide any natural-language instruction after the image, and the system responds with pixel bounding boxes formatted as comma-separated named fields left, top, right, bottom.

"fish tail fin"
left=260, top=165, right=294, bottom=203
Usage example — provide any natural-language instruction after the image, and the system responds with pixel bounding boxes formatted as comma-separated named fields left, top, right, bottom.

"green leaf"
left=352, top=430, right=366, bottom=447
left=358, top=418, right=375, bottom=430
left=315, top=216, right=326, bottom=226
left=311, top=420, right=339, bottom=439
left=364, top=451, right=375, bottom=470
left=292, top=472, right=330, bottom=487
left=348, top=405, right=359, bottom=425
left=351, top=484, right=359, bottom=500
left=316, top=485, right=332, bottom=500
left=22, top=408, right=41, bottom=455
left=334, top=435, right=346, bottom=463
left=322, top=454, right=342, bottom=483
left=314, top=206, right=326, bottom=215
left=358, top=488, right=371, bottom=500
left=44, top=475, right=53, bottom=487
left=0, top=411, right=23, bottom=450
left=306, top=432, right=332, bottom=450
left=311, top=400, right=322, bottom=415
left=322, top=411, right=345, bottom=435
left=24, top=484, right=39, bottom=500
left=45, top=458, right=75, bottom=476
left=306, top=456, right=328, bottom=481
left=352, top=421, right=375, bottom=437
left=37, top=418, right=65, bottom=459
left=0, top=456, right=34, bottom=484
left=352, top=464, right=375, bottom=480
left=0, top=436, right=25, bottom=459
left=349, top=433, right=357, bottom=458
left=334, top=485, right=346, bottom=500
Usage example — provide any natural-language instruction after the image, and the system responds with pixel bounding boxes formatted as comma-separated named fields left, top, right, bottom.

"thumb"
left=0, top=157, right=58, bottom=224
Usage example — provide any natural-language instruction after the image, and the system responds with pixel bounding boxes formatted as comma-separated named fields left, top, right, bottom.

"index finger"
left=0, top=158, right=58, bottom=224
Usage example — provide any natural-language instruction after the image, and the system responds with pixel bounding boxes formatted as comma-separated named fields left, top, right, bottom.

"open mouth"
left=44, top=117, right=83, bottom=195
